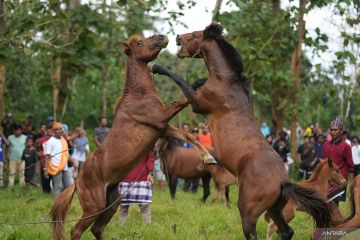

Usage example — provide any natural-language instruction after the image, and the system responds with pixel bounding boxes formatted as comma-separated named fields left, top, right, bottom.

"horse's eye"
left=136, top=40, right=143, bottom=46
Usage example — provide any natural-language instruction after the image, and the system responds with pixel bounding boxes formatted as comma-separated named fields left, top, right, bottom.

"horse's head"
left=122, top=34, right=168, bottom=62
left=176, top=23, right=225, bottom=59
left=176, top=30, right=203, bottom=58
left=327, top=158, right=346, bottom=186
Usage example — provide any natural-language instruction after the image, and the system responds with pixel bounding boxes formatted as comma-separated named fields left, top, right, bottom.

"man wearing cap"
left=322, top=116, right=354, bottom=204
left=8, top=124, right=27, bottom=187
left=44, top=122, right=74, bottom=197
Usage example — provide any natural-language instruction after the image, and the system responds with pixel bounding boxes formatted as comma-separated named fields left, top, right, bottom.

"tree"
left=290, top=0, right=308, bottom=159
left=0, top=0, right=5, bottom=120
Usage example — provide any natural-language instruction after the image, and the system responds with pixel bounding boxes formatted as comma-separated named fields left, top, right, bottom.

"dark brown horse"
left=50, top=34, right=215, bottom=240
left=265, top=159, right=345, bottom=239
left=158, top=137, right=212, bottom=202
left=149, top=23, right=332, bottom=239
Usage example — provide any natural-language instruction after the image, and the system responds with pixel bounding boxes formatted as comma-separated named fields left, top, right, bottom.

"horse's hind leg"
left=267, top=197, right=294, bottom=240
left=91, top=184, right=121, bottom=240
left=71, top=181, right=106, bottom=240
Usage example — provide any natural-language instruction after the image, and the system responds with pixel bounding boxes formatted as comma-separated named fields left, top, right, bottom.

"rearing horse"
left=50, top=34, right=214, bottom=240
left=149, top=23, right=332, bottom=239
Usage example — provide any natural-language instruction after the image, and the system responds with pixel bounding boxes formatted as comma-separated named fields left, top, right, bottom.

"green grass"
left=0, top=182, right=352, bottom=240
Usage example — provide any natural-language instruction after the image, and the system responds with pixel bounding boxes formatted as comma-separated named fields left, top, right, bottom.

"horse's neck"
left=201, top=40, right=251, bottom=113
left=307, top=165, right=330, bottom=195
left=123, top=57, right=157, bottom=97
left=201, top=40, right=233, bottom=81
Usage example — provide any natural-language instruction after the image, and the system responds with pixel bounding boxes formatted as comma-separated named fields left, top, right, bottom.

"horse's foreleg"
left=213, top=188, right=219, bottom=203
left=266, top=222, right=278, bottom=240
left=90, top=184, right=121, bottom=240
left=148, top=63, right=198, bottom=106
left=164, top=125, right=216, bottom=164
left=162, top=98, right=189, bottom=122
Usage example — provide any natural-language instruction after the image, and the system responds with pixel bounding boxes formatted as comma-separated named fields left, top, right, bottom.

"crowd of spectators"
left=0, top=113, right=109, bottom=198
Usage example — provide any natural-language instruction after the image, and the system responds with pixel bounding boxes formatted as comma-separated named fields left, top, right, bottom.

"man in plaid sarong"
left=118, top=150, right=155, bottom=224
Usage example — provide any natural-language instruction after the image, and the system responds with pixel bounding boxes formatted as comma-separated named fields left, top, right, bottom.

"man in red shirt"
left=118, top=150, right=155, bottom=224
left=198, top=125, right=213, bottom=150
left=36, top=123, right=53, bottom=193
left=322, top=116, right=353, bottom=204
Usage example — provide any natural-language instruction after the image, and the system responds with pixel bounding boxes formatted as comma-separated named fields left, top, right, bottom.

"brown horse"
left=149, top=23, right=332, bottom=239
left=50, top=34, right=215, bottom=240
left=158, top=137, right=212, bottom=202
left=265, top=159, right=345, bottom=239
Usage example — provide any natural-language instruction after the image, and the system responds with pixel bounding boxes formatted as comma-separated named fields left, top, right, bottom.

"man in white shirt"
left=44, top=122, right=73, bottom=198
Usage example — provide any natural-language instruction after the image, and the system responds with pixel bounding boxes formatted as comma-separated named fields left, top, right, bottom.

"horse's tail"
left=50, top=183, right=76, bottom=240
left=281, top=182, right=332, bottom=228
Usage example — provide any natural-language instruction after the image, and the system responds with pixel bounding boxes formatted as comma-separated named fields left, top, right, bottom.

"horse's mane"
left=203, top=23, right=249, bottom=97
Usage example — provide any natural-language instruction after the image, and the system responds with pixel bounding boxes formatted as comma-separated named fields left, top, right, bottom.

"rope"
left=185, top=49, right=200, bottom=83
left=0, top=131, right=108, bottom=183
left=0, top=150, right=151, bottom=226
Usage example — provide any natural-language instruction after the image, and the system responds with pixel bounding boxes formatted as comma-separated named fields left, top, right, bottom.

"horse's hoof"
left=204, top=156, right=218, bottom=165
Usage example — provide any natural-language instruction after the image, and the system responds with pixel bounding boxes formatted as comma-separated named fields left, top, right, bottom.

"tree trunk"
left=53, top=57, right=62, bottom=121
left=212, top=0, right=223, bottom=22
left=290, top=0, right=308, bottom=160
left=0, top=0, right=5, bottom=121
left=270, top=0, right=283, bottom=136
left=52, top=0, right=80, bottom=121
left=101, top=0, right=113, bottom=118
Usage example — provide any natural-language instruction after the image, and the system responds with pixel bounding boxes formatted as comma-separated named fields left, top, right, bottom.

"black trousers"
left=40, top=168, right=51, bottom=193
left=354, top=164, right=360, bottom=177
left=183, top=178, right=200, bottom=193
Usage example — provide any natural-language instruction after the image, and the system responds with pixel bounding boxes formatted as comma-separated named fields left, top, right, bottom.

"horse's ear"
left=328, top=158, right=333, bottom=168
left=120, top=41, right=131, bottom=55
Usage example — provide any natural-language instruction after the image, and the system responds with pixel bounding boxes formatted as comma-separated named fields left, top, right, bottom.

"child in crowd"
left=22, top=137, right=39, bottom=187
